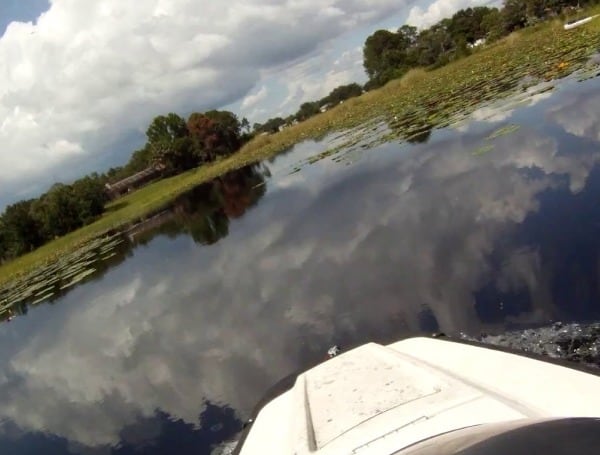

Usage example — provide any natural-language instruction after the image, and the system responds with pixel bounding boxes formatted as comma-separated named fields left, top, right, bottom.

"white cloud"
left=0, top=0, right=409, bottom=207
left=240, top=85, right=268, bottom=110
left=275, top=45, right=366, bottom=115
left=547, top=89, right=600, bottom=144
left=467, top=84, right=556, bottom=125
left=0, top=0, right=516, bottom=208
left=406, top=0, right=499, bottom=28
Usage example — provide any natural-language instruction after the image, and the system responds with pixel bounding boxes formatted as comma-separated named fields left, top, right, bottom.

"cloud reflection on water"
left=0, top=77, right=599, bottom=453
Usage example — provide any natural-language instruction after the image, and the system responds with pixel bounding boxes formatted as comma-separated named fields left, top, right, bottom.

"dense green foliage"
left=254, top=116, right=287, bottom=134
left=257, top=1, right=599, bottom=130
left=0, top=176, right=107, bottom=262
left=322, top=83, right=363, bottom=106
left=105, top=110, right=245, bottom=180
left=0, top=165, right=268, bottom=322
left=363, top=0, right=600, bottom=88
left=0, top=109, right=245, bottom=264
left=1, top=0, right=599, bottom=268
left=1, top=9, right=599, bottom=284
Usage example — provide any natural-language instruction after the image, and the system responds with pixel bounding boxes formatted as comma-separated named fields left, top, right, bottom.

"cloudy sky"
left=0, top=0, right=495, bottom=209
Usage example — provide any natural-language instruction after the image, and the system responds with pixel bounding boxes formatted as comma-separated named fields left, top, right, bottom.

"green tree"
left=204, top=110, right=242, bottom=154
left=146, top=113, right=188, bottom=148
left=503, top=0, right=528, bottom=31
left=363, top=25, right=422, bottom=87
left=397, top=25, right=418, bottom=46
left=447, top=7, right=484, bottom=43
left=188, top=112, right=217, bottom=158
left=415, top=24, right=454, bottom=66
left=481, top=8, right=506, bottom=41
left=363, top=30, right=403, bottom=80
left=296, top=102, right=320, bottom=121
left=31, top=184, right=81, bottom=239
left=257, top=117, right=286, bottom=134
left=241, top=117, right=251, bottom=134
left=0, top=217, right=9, bottom=262
left=322, top=83, right=363, bottom=106
left=146, top=113, right=191, bottom=170
left=525, top=0, right=547, bottom=19
left=1, top=200, right=42, bottom=257
left=187, top=112, right=223, bottom=161
left=152, top=136, right=199, bottom=173
left=70, top=175, right=107, bottom=224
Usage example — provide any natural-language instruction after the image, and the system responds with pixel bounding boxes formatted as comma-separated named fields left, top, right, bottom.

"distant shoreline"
left=1, top=11, right=600, bottom=286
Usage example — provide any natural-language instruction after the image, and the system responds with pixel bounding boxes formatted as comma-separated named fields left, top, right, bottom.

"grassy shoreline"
left=1, top=13, right=600, bottom=286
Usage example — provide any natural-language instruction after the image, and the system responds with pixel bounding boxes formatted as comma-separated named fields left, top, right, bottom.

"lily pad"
left=473, top=144, right=495, bottom=156
left=487, top=124, right=521, bottom=140
left=31, top=292, right=55, bottom=306
left=59, top=268, right=97, bottom=290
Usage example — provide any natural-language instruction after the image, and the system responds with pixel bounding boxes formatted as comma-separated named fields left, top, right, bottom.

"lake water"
left=1, top=73, right=600, bottom=454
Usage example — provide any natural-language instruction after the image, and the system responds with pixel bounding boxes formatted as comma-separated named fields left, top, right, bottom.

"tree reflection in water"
left=131, top=164, right=267, bottom=247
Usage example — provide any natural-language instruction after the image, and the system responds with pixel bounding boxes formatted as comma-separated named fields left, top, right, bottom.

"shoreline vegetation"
left=1, top=6, right=600, bottom=286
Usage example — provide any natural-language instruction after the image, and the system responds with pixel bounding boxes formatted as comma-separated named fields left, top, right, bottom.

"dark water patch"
left=0, top=67, right=599, bottom=455
left=0, top=234, right=132, bottom=321
left=0, top=165, right=269, bottom=323
left=468, top=321, right=600, bottom=369
left=511, top=166, right=600, bottom=322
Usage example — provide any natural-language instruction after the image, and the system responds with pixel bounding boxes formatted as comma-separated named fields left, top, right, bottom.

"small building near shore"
left=468, top=38, right=486, bottom=49
left=104, top=163, right=166, bottom=200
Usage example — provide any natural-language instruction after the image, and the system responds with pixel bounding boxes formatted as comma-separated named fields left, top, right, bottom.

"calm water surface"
left=1, top=75, right=600, bottom=454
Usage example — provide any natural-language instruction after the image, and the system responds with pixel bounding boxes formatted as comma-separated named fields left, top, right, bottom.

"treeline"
left=2, top=0, right=598, bottom=264
left=0, top=109, right=248, bottom=264
left=254, top=0, right=600, bottom=132
left=252, top=83, right=363, bottom=134
left=105, top=110, right=251, bottom=182
left=363, top=0, right=600, bottom=88
left=0, top=177, right=107, bottom=261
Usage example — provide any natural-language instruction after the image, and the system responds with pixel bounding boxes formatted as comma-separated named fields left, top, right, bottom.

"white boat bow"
left=235, top=336, right=600, bottom=454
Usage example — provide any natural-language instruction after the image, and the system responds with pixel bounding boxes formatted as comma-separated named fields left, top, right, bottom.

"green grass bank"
left=1, top=12, right=599, bottom=286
